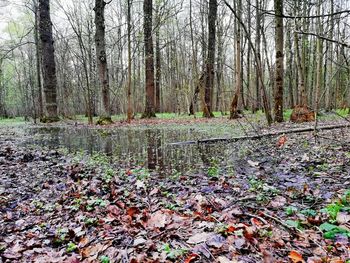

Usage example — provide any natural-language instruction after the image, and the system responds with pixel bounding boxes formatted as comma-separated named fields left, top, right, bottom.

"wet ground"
left=1, top=120, right=350, bottom=262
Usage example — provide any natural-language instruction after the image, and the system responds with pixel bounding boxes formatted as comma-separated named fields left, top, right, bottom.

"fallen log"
left=169, top=123, right=350, bottom=145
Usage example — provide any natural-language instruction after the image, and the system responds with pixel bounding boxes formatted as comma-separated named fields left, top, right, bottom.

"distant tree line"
left=0, top=0, right=349, bottom=124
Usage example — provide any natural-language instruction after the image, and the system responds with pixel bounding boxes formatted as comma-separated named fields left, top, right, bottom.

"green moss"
left=40, top=116, right=60, bottom=123
left=96, top=117, right=113, bottom=125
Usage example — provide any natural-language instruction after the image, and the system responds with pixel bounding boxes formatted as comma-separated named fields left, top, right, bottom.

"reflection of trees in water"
left=29, top=127, right=232, bottom=175
left=103, top=136, right=112, bottom=156
left=146, top=129, right=163, bottom=171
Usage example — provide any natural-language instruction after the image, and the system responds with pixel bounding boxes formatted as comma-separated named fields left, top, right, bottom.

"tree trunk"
left=203, top=0, right=217, bottom=118
left=94, top=0, right=112, bottom=124
left=254, top=0, right=261, bottom=112
left=314, top=0, right=323, bottom=113
left=274, top=0, right=284, bottom=122
left=155, top=16, right=161, bottom=113
left=39, top=0, right=59, bottom=122
left=34, top=2, right=43, bottom=119
left=142, top=0, right=156, bottom=118
left=127, top=0, right=133, bottom=122
left=230, top=0, right=242, bottom=119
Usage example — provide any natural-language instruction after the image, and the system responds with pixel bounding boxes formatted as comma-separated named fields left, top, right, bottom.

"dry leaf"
left=147, top=210, right=169, bottom=229
left=288, top=250, right=304, bottom=263
left=187, top=232, right=214, bottom=244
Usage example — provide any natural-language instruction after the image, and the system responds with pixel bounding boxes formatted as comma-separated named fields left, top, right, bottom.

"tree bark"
left=127, top=0, right=133, bottom=122
left=94, top=0, right=112, bottom=124
left=34, top=2, right=43, bottom=119
left=203, top=0, right=217, bottom=118
left=39, top=0, right=59, bottom=122
left=230, top=0, right=242, bottom=119
left=142, top=0, right=156, bottom=118
left=274, top=0, right=284, bottom=122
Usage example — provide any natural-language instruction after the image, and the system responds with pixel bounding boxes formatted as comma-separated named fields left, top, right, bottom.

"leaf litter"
left=1, top=123, right=350, bottom=262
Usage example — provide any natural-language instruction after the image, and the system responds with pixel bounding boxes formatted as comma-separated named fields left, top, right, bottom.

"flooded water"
left=25, top=127, right=237, bottom=174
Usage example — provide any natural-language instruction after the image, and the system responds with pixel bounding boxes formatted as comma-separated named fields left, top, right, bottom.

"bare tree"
left=274, top=0, right=284, bottom=122
left=142, top=0, right=156, bottom=118
left=203, top=0, right=217, bottom=118
left=39, top=0, right=59, bottom=122
left=95, top=0, right=112, bottom=124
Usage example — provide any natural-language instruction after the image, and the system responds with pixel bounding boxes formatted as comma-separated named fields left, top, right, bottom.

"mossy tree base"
left=96, top=117, right=113, bottom=125
left=141, top=112, right=156, bottom=119
left=290, top=105, right=315, bottom=123
left=40, top=116, right=60, bottom=123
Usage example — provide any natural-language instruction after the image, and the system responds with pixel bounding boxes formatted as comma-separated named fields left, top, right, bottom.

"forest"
left=1, top=0, right=350, bottom=262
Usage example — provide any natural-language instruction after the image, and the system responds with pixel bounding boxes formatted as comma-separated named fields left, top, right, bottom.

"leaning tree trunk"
left=39, top=0, right=59, bottom=122
left=274, top=0, right=284, bottom=122
left=95, top=0, right=112, bottom=124
left=203, top=0, right=217, bottom=118
left=142, top=0, right=156, bottom=118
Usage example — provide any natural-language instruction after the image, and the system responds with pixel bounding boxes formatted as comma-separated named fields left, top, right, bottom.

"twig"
left=224, top=195, right=257, bottom=209
left=244, top=212, right=269, bottom=225
left=261, top=211, right=303, bottom=233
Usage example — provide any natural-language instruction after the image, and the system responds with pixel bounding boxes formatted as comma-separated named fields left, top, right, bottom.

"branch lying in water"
left=169, top=123, right=350, bottom=146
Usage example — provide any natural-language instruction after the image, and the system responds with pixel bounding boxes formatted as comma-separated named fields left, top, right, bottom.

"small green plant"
left=103, top=168, right=115, bottom=183
left=285, top=206, right=298, bottom=216
left=32, top=200, right=44, bottom=209
left=99, top=256, right=110, bottom=263
left=300, top=209, right=317, bottom=217
left=164, top=203, right=177, bottom=210
left=207, top=159, right=219, bottom=177
left=160, top=243, right=187, bottom=260
left=170, top=170, right=181, bottom=181
left=322, top=203, right=342, bottom=221
left=53, top=228, right=68, bottom=246
left=285, top=220, right=302, bottom=230
left=134, top=168, right=150, bottom=180
left=86, top=198, right=107, bottom=211
left=317, top=163, right=329, bottom=172
left=319, top=222, right=350, bottom=239
left=66, top=242, right=78, bottom=253
left=84, top=217, right=98, bottom=226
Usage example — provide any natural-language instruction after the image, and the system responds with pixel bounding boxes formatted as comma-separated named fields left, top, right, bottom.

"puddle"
left=24, top=127, right=237, bottom=174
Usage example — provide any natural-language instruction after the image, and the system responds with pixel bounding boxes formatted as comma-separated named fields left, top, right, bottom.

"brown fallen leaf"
left=187, top=232, right=214, bottom=244
left=288, top=250, right=304, bottom=263
left=184, top=253, right=199, bottom=263
left=336, top=212, right=350, bottom=224
left=217, top=256, right=238, bottom=263
left=306, top=257, right=322, bottom=263
left=147, top=210, right=169, bottom=229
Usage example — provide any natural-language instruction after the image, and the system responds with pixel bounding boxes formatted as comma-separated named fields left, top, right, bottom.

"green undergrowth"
left=0, top=117, right=26, bottom=125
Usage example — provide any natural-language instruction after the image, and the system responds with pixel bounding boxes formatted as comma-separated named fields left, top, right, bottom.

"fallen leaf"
left=127, top=207, right=139, bottom=218
left=217, top=256, right=238, bottom=263
left=277, top=135, right=287, bottom=147
left=248, top=160, right=259, bottom=167
left=206, top=234, right=225, bottom=248
left=133, top=238, right=147, bottom=247
left=307, top=257, right=322, bottom=263
left=270, top=196, right=287, bottom=208
left=234, top=238, right=245, bottom=249
left=147, top=210, right=169, bottom=229
left=149, top=188, right=159, bottom=196
left=184, top=253, right=199, bottom=263
left=135, top=180, right=146, bottom=190
left=288, top=250, right=304, bottom=263
left=187, top=232, right=214, bottom=244
left=336, top=212, right=350, bottom=224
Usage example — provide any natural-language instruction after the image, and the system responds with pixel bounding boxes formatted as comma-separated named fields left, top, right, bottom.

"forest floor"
left=1, top=114, right=350, bottom=262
